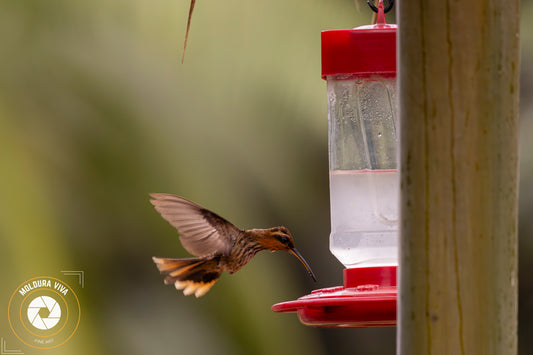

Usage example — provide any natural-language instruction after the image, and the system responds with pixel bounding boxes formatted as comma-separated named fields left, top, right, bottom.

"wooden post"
left=397, top=1, right=520, bottom=354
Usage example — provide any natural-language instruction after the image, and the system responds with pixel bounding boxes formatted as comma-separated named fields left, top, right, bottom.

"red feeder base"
left=272, top=266, right=397, bottom=328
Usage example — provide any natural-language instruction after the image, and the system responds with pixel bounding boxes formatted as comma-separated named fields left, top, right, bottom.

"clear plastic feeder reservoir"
left=321, top=3, right=397, bottom=269
left=326, top=64, right=398, bottom=269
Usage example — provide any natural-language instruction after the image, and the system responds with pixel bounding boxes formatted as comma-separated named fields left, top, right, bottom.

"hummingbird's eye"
left=280, top=236, right=290, bottom=245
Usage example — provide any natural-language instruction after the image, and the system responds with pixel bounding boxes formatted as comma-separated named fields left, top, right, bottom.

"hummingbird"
left=150, top=193, right=316, bottom=297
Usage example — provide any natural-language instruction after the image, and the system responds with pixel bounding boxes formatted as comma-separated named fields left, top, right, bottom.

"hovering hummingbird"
left=150, top=193, right=316, bottom=297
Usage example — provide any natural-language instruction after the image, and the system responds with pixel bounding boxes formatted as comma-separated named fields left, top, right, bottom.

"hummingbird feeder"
left=272, top=0, right=398, bottom=327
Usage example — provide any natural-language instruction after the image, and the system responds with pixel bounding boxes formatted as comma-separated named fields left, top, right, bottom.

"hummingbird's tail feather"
left=152, top=256, right=222, bottom=297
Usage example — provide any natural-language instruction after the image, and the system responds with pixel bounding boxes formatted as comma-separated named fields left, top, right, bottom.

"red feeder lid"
left=321, top=1, right=396, bottom=79
left=272, top=266, right=397, bottom=328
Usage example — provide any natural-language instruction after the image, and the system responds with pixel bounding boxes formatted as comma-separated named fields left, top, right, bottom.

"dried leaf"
left=182, top=0, right=196, bottom=63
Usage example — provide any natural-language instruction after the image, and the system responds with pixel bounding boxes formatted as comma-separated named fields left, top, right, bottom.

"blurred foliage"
left=0, top=0, right=531, bottom=354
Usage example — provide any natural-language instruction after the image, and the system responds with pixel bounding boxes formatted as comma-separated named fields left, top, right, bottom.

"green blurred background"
left=0, top=0, right=532, bottom=354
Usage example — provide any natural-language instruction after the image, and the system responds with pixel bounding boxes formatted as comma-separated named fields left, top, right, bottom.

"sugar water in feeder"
left=327, top=76, right=398, bottom=268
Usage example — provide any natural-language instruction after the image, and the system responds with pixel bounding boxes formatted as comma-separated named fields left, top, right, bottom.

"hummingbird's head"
left=254, top=226, right=317, bottom=282
left=261, top=226, right=296, bottom=250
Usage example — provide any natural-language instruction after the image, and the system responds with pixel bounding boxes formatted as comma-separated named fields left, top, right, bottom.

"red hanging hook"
left=367, top=0, right=394, bottom=13
left=368, top=0, right=394, bottom=25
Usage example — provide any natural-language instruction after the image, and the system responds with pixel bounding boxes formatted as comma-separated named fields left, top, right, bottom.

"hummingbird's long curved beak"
left=289, top=248, right=317, bottom=282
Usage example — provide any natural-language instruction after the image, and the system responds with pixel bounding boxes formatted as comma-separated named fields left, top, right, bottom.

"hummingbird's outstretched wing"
left=150, top=193, right=239, bottom=257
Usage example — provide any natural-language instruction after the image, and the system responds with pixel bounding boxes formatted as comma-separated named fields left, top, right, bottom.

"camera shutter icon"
left=27, top=296, right=61, bottom=330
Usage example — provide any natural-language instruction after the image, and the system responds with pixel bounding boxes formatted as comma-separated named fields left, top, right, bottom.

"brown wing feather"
left=150, top=193, right=240, bottom=256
